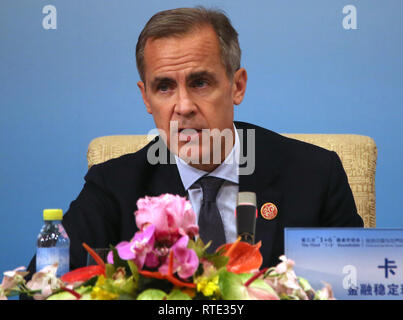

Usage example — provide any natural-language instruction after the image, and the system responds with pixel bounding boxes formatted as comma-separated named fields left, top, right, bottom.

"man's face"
left=138, top=25, right=247, bottom=171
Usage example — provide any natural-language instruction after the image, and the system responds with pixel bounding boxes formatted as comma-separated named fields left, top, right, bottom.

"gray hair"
left=136, top=7, right=241, bottom=82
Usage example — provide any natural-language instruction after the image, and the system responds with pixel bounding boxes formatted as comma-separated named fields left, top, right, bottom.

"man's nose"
left=174, top=87, right=197, bottom=117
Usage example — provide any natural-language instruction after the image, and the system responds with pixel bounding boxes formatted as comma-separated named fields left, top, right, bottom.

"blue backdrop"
left=1, top=0, right=402, bottom=276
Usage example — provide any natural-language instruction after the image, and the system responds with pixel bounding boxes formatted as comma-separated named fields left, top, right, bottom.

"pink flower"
left=135, top=194, right=198, bottom=245
left=26, top=264, right=63, bottom=300
left=275, top=255, right=295, bottom=275
left=107, top=225, right=157, bottom=269
left=1, top=267, right=28, bottom=291
left=159, top=235, right=199, bottom=279
left=265, top=255, right=310, bottom=299
left=0, top=266, right=29, bottom=299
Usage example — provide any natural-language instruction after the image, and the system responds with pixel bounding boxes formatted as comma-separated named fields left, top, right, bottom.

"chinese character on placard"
left=347, top=286, right=358, bottom=296
left=387, top=284, right=399, bottom=296
left=378, top=258, right=397, bottom=278
left=360, top=284, right=372, bottom=296
left=374, top=284, right=385, bottom=296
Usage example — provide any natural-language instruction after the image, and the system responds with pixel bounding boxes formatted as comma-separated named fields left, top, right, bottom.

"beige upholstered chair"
left=87, top=134, right=377, bottom=227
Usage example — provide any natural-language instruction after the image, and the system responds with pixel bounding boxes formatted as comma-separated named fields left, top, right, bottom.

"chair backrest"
left=87, top=133, right=377, bottom=227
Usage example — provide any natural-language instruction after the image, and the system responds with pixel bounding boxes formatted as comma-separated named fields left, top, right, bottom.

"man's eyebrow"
left=150, top=77, right=174, bottom=88
left=186, top=71, right=216, bottom=82
left=149, top=71, right=216, bottom=89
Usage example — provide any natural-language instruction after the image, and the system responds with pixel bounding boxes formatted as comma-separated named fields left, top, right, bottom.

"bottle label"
left=36, top=247, right=69, bottom=277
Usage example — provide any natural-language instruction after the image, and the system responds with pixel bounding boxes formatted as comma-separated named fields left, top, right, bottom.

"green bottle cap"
left=43, top=209, right=63, bottom=221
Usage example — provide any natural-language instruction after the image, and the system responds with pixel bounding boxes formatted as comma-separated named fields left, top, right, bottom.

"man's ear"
left=137, top=81, right=152, bottom=114
left=232, top=68, right=248, bottom=105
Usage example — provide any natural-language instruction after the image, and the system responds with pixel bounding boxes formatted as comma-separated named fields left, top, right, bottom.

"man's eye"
left=157, top=82, right=172, bottom=92
left=192, top=79, right=208, bottom=88
left=156, top=81, right=174, bottom=92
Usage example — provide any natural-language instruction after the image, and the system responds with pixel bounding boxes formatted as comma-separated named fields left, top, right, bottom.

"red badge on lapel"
left=260, top=202, right=278, bottom=220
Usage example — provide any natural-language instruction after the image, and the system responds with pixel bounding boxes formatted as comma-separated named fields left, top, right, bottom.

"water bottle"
left=36, top=209, right=70, bottom=277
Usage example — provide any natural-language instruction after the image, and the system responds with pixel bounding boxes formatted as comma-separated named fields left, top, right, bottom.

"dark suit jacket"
left=26, top=121, right=363, bottom=277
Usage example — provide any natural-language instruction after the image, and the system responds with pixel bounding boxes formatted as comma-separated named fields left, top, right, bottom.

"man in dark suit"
left=25, top=7, right=363, bottom=278
left=59, top=120, right=362, bottom=270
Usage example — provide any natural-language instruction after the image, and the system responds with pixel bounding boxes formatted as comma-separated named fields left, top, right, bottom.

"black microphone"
left=236, top=192, right=257, bottom=244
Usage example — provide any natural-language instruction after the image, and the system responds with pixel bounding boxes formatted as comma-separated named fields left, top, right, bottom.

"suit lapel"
left=149, top=161, right=187, bottom=197
left=144, top=137, right=187, bottom=198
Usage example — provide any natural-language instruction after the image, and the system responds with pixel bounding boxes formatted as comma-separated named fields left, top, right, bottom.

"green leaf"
left=187, top=238, right=206, bottom=259
left=218, top=270, right=278, bottom=300
left=298, top=277, right=316, bottom=299
left=137, top=289, right=167, bottom=300
left=208, top=254, right=229, bottom=270
left=109, top=245, right=132, bottom=275
left=118, top=275, right=138, bottom=296
left=298, top=277, right=312, bottom=291
left=127, top=260, right=139, bottom=280
left=105, top=264, right=116, bottom=278
left=218, top=270, right=247, bottom=300
left=166, top=289, right=192, bottom=300
left=100, top=274, right=138, bottom=300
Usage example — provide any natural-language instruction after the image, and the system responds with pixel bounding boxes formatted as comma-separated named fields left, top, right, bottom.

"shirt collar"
left=175, top=123, right=240, bottom=190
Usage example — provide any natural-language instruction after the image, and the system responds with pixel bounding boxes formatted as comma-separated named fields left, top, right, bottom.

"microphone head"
left=237, top=192, right=256, bottom=207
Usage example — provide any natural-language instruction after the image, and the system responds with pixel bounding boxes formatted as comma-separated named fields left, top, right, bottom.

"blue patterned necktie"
left=197, top=176, right=226, bottom=253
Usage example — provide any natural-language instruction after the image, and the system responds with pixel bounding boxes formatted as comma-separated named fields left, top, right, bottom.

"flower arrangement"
left=0, top=194, right=334, bottom=300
